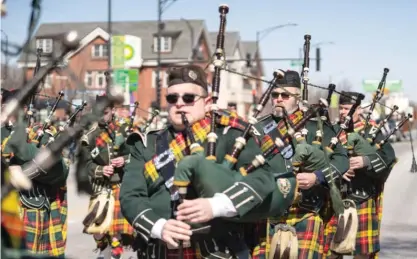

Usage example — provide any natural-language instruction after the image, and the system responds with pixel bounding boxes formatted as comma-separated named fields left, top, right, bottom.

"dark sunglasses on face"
left=166, top=93, right=204, bottom=104
left=271, top=92, right=291, bottom=100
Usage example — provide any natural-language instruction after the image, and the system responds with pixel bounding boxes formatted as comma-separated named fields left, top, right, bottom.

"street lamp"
left=155, top=0, right=178, bottom=111
left=255, top=23, right=298, bottom=56
left=1, top=29, right=8, bottom=80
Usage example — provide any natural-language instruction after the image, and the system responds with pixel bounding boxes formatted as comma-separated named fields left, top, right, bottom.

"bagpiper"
left=120, top=64, right=276, bottom=258
left=323, top=91, right=397, bottom=259
left=249, top=70, right=349, bottom=259
left=1, top=89, right=69, bottom=258
left=80, top=94, right=135, bottom=259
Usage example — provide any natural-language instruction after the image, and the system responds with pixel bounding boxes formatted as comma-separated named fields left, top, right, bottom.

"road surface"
left=64, top=140, right=417, bottom=259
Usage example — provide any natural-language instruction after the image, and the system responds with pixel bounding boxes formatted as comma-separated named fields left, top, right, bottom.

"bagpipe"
left=171, top=26, right=332, bottom=230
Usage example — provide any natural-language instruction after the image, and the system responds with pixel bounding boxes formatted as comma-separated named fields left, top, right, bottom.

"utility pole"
left=155, top=0, right=177, bottom=111
left=156, top=0, right=162, bottom=110
left=105, top=0, right=113, bottom=96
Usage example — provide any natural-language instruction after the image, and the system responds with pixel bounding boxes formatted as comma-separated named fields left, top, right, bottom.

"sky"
left=1, top=0, right=416, bottom=102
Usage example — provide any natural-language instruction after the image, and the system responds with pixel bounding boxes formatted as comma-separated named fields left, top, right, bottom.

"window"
left=85, top=72, right=93, bottom=87
left=44, top=74, right=53, bottom=89
left=84, top=71, right=106, bottom=88
left=36, top=38, right=53, bottom=53
left=96, top=71, right=106, bottom=88
left=151, top=70, right=168, bottom=88
left=153, top=36, right=172, bottom=53
left=243, top=78, right=252, bottom=90
left=92, top=44, right=108, bottom=58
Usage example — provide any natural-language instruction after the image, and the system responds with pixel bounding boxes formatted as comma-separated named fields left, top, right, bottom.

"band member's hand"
left=176, top=198, right=213, bottom=223
left=161, top=219, right=192, bottom=248
left=103, top=165, right=114, bottom=177
left=111, top=157, right=125, bottom=168
left=296, top=173, right=317, bottom=190
left=342, top=169, right=355, bottom=182
left=349, top=156, right=365, bottom=170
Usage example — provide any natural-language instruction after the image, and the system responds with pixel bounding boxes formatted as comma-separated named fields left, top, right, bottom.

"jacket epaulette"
left=126, top=127, right=164, bottom=148
left=80, top=122, right=98, bottom=145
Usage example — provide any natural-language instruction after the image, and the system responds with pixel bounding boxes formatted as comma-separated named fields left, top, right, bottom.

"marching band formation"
left=1, top=3, right=412, bottom=259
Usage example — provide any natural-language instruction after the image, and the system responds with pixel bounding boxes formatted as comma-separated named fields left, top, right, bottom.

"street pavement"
left=64, top=140, right=417, bottom=259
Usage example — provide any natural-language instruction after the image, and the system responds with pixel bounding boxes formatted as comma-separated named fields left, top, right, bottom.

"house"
left=208, top=31, right=251, bottom=116
left=17, top=20, right=213, bottom=117
left=17, top=20, right=264, bottom=119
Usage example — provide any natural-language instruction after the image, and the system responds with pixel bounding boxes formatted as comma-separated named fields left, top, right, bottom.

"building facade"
left=17, top=20, right=264, bottom=119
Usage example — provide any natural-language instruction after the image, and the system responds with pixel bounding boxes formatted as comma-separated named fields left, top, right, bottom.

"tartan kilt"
left=252, top=206, right=325, bottom=259
left=136, top=240, right=239, bottom=259
left=55, top=186, right=68, bottom=243
left=90, top=185, right=134, bottom=248
left=323, top=198, right=380, bottom=256
left=20, top=199, right=66, bottom=257
left=137, top=243, right=200, bottom=259
left=109, top=185, right=134, bottom=237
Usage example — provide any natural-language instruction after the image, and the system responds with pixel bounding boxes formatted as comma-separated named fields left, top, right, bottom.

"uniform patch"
left=91, top=147, right=99, bottom=158
left=263, top=120, right=277, bottom=134
left=281, top=144, right=294, bottom=159
left=277, top=178, right=291, bottom=198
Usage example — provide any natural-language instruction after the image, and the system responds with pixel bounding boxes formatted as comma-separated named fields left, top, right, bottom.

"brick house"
left=17, top=20, right=263, bottom=119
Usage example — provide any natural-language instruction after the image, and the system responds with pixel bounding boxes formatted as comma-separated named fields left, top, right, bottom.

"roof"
left=208, top=31, right=240, bottom=57
left=17, top=19, right=208, bottom=64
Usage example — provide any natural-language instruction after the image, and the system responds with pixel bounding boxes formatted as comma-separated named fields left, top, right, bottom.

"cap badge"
left=188, top=70, right=197, bottom=81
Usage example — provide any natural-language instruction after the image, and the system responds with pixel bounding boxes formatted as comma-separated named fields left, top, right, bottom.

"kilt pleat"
left=21, top=199, right=66, bottom=257
left=252, top=206, right=325, bottom=259
left=137, top=240, right=239, bottom=259
left=109, top=186, right=134, bottom=237
left=323, top=198, right=380, bottom=256
left=56, top=186, right=68, bottom=243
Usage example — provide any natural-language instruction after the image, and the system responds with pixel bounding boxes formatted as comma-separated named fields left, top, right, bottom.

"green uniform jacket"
left=79, top=121, right=129, bottom=183
left=256, top=115, right=349, bottom=211
left=6, top=122, right=68, bottom=186
left=120, top=123, right=275, bottom=242
left=342, top=122, right=396, bottom=202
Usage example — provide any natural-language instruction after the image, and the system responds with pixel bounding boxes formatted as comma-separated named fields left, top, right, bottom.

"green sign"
left=114, top=69, right=139, bottom=92
left=290, top=59, right=303, bottom=67
left=362, top=80, right=402, bottom=93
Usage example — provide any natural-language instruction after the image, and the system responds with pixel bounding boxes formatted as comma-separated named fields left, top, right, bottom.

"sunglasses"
left=166, top=93, right=204, bottom=104
left=271, top=92, right=292, bottom=100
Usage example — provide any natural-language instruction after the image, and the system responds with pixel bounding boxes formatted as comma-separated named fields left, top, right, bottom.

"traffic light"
left=246, top=53, right=252, bottom=67
left=316, top=48, right=321, bottom=71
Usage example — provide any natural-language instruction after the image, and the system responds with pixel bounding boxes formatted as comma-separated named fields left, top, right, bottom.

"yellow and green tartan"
left=324, top=198, right=380, bottom=257
left=1, top=169, right=26, bottom=250
left=91, top=184, right=135, bottom=249
left=252, top=206, right=325, bottom=259
left=21, top=196, right=66, bottom=258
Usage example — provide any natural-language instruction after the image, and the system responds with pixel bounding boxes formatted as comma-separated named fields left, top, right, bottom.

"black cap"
left=167, top=65, right=208, bottom=91
left=276, top=70, right=301, bottom=89
left=95, top=94, right=113, bottom=108
left=339, top=91, right=361, bottom=105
